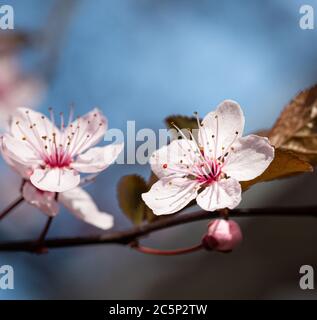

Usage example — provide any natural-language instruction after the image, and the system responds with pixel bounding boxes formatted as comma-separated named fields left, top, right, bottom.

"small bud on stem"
left=202, top=219, right=242, bottom=252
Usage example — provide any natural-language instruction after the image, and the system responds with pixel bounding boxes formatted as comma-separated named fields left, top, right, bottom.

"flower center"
left=194, top=159, right=223, bottom=184
left=43, top=146, right=73, bottom=168
left=162, top=157, right=224, bottom=186
left=16, top=108, right=105, bottom=169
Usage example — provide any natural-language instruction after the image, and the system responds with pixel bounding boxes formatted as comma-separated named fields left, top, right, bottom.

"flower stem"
left=131, top=242, right=204, bottom=256
left=0, top=195, right=24, bottom=221
left=220, top=208, right=229, bottom=219
left=38, top=217, right=53, bottom=243
left=35, top=217, right=54, bottom=253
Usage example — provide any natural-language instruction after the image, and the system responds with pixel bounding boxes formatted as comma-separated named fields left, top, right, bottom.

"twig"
left=131, top=242, right=204, bottom=256
left=0, top=206, right=316, bottom=252
left=34, top=217, right=54, bottom=254
left=38, top=217, right=53, bottom=243
left=0, top=196, right=24, bottom=221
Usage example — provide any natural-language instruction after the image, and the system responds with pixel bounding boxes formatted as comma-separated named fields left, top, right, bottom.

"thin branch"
left=131, top=243, right=204, bottom=256
left=0, top=196, right=24, bottom=221
left=37, top=217, right=53, bottom=244
left=33, top=217, right=54, bottom=254
left=0, top=206, right=316, bottom=252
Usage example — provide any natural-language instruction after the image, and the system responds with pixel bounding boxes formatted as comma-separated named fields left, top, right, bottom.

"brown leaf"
left=268, top=85, right=317, bottom=148
left=241, top=148, right=313, bottom=191
left=148, top=171, right=158, bottom=187
left=117, top=174, right=159, bottom=224
left=117, top=175, right=148, bottom=225
left=165, top=115, right=201, bottom=140
left=165, top=115, right=199, bottom=131
left=254, top=129, right=271, bottom=137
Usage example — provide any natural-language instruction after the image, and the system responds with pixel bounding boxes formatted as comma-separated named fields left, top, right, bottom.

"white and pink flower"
left=1, top=107, right=123, bottom=193
left=0, top=107, right=122, bottom=230
left=142, top=100, right=274, bottom=215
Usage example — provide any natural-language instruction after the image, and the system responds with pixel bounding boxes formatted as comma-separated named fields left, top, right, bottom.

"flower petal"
left=222, top=135, right=274, bottom=181
left=1, top=134, right=42, bottom=166
left=199, top=100, right=245, bottom=159
left=196, top=178, right=241, bottom=211
left=10, top=107, right=60, bottom=153
left=0, top=136, right=33, bottom=178
left=59, top=187, right=114, bottom=230
left=30, top=167, right=80, bottom=192
left=150, top=139, right=201, bottom=178
left=142, top=177, right=199, bottom=215
left=68, top=108, right=107, bottom=156
left=22, top=181, right=59, bottom=217
left=72, top=143, right=123, bottom=173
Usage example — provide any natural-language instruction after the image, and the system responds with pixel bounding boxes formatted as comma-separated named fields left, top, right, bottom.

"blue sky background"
left=0, top=0, right=317, bottom=299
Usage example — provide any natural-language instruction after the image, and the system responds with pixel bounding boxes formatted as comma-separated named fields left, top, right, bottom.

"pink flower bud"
left=202, top=219, right=242, bottom=252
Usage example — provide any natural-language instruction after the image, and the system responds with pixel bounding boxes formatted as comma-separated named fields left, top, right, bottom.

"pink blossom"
left=202, top=219, right=242, bottom=252
left=1, top=138, right=115, bottom=230
left=1, top=144, right=115, bottom=230
left=142, top=100, right=274, bottom=215
left=1, top=107, right=123, bottom=192
left=22, top=181, right=113, bottom=230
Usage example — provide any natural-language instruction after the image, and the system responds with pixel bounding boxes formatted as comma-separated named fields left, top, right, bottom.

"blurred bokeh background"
left=1, top=0, right=317, bottom=299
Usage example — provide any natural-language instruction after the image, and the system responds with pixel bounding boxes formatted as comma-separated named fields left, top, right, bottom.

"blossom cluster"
left=0, top=100, right=274, bottom=251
